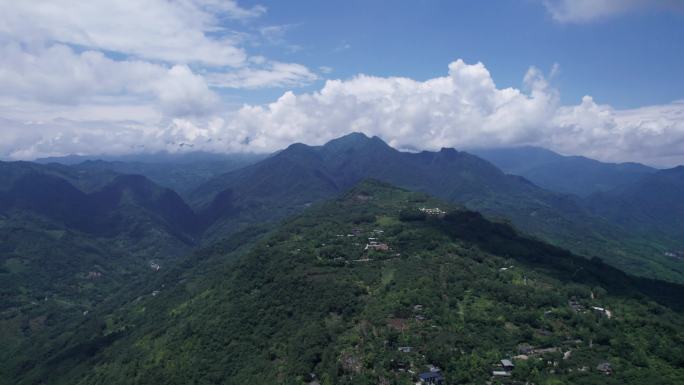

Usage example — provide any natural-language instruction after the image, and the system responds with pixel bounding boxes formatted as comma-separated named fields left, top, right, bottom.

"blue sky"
left=237, top=0, right=684, bottom=108
left=0, top=0, right=683, bottom=166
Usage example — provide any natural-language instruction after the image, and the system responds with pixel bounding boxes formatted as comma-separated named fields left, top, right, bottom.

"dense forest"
left=4, top=180, right=682, bottom=384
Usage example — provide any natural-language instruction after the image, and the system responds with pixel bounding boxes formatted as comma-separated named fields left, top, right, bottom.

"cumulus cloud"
left=2, top=55, right=683, bottom=166
left=552, top=97, right=684, bottom=165
left=0, top=0, right=321, bottom=160
left=542, top=0, right=684, bottom=23
left=0, top=0, right=317, bottom=98
left=211, top=60, right=558, bottom=152
left=0, top=43, right=219, bottom=115
left=170, top=59, right=683, bottom=167
left=0, top=0, right=260, bottom=66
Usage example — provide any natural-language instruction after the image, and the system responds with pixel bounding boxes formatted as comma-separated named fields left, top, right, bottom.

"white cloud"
left=552, top=97, right=684, bottom=165
left=211, top=60, right=559, bottom=153
left=206, top=59, right=683, bottom=167
left=333, top=42, right=352, bottom=52
left=0, top=0, right=316, bottom=96
left=208, top=61, right=318, bottom=89
left=542, top=0, right=683, bottom=23
left=0, top=117, right=157, bottom=160
left=260, top=25, right=290, bottom=44
left=0, top=42, right=219, bottom=116
left=0, top=0, right=320, bottom=160
left=0, top=3, right=680, bottom=166
left=0, top=0, right=260, bottom=67
left=150, top=65, right=220, bottom=116
left=2, top=57, right=683, bottom=167
left=201, top=0, right=266, bottom=19
left=257, top=24, right=303, bottom=54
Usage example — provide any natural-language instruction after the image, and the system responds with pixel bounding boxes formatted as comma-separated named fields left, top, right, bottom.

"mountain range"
left=584, top=166, right=684, bottom=242
left=186, top=133, right=684, bottom=283
left=2, top=133, right=684, bottom=384
left=39, top=152, right=266, bottom=198
left=470, top=146, right=657, bottom=197
left=3, top=133, right=684, bottom=284
left=0, top=161, right=200, bottom=356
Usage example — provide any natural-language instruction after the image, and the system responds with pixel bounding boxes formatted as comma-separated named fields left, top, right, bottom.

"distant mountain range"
left=36, top=152, right=266, bottom=198
left=35, top=151, right=266, bottom=165
left=3, top=134, right=684, bottom=283
left=471, top=146, right=657, bottom=197
left=0, top=162, right=197, bottom=241
left=584, top=166, right=684, bottom=242
left=190, top=133, right=592, bottom=235
left=2, top=135, right=684, bottom=384
left=471, top=146, right=684, bottom=257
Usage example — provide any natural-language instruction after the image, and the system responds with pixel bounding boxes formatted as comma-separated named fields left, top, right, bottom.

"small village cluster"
left=419, top=207, right=447, bottom=216
left=332, top=227, right=393, bottom=261
left=386, top=298, right=615, bottom=384
left=664, top=250, right=684, bottom=260
left=317, top=215, right=618, bottom=384
left=365, top=229, right=390, bottom=252
left=86, top=271, right=102, bottom=279
left=393, top=338, right=614, bottom=384
left=364, top=238, right=390, bottom=252
left=568, top=298, right=612, bottom=318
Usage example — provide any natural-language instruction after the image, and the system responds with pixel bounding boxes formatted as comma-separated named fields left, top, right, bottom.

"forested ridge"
left=5, top=180, right=682, bottom=384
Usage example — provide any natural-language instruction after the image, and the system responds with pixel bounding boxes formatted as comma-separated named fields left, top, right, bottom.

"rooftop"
left=419, top=371, right=444, bottom=380
left=501, top=359, right=514, bottom=367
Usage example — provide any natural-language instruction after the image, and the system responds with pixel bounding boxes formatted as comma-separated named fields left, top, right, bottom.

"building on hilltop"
left=418, top=368, right=444, bottom=384
left=596, top=362, right=613, bottom=375
left=419, top=207, right=446, bottom=216
left=364, top=242, right=389, bottom=251
left=500, top=359, right=515, bottom=371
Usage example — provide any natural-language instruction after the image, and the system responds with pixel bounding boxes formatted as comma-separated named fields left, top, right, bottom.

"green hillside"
left=6, top=180, right=682, bottom=385
left=190, top=133, right=684, bottom=283
left=0, top=162, right=201, bottom=362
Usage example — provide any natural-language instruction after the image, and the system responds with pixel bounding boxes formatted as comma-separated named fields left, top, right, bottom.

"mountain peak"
left=323, top=132, right=370, bottom=147
left=278, top=142, right=322, bottom=161
left=336, top=131, right=370, bottom=141
left=438, top=147, right=461, bottom=155
left=322, top=132, right=392, bottom=154
left=284, top=142, right=312, bottom=151
left=661, top=165, right=684, bottom=178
